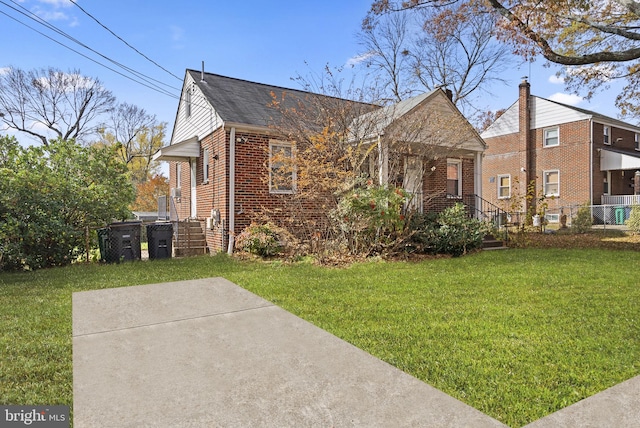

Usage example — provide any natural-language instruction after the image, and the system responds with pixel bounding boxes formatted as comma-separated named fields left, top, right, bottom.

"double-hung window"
left=269, top=141, right=295, bottom=194
left=447, top=159, right=462, bottom=198
left=604, top=126, right=610, bottom=145
left=544, top=127, right=559, bottom=147
left=497, top=174, right=511, bottom=199
left=543, top=170, right=559, bottom=197
left=635, top=133, right=639, bottom=151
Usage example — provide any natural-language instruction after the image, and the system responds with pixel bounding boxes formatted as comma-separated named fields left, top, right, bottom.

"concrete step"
left=482, top=235, right=507, bottom=251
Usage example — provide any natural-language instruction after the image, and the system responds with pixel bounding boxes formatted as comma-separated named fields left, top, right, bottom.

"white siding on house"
left=481, top=97, right=593, bottom=139
left=171, top=73, right=224, bottom=145
left=480, top=101, right=519, bottom=138
left=530, top=98, right=590, bottom=130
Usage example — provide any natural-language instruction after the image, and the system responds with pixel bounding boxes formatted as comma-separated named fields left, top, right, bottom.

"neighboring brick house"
left=153, top=69, right=486, bottom=253
left=481, top=78, right=640, bottom=223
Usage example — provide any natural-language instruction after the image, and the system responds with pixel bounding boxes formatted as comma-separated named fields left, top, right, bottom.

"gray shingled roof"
left=188, top=70, right=336, bottom=128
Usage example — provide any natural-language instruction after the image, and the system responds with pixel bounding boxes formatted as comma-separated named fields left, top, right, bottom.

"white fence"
left=601, top=195, right=640, bottom=205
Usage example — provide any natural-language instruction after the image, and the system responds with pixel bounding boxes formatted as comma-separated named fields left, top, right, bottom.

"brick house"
left=153, top=69, right=486, bottom=254
left=481, top=78, right=640, bottom=223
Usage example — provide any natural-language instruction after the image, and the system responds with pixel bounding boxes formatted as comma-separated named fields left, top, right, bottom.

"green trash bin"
left=615, top=206, right=625, bottom=225
left=97, top=228, right=110, bottom=262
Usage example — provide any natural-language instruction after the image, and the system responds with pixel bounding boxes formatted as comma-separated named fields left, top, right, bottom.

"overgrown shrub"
left=405, top=204, right=488, bottom=256
left=0, top=137, right=134, bottom=271
left=332, top=184, right=408, bottom=255
left=235, top=222, right=292, bottom=256
left=404, top=211, right=439, bottom=253
left=571, top=204, right=593, bottom=233
left=626, top=205, right=640, bottom=234
left=432, top=203, right=489, bottom=256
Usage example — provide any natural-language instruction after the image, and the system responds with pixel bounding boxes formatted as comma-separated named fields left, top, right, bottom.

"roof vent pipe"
left=201, top=61, right=205, bottom=82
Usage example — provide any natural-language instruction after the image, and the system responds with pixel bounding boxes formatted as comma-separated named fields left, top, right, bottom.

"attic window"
left=185, top=87, right=192, bottom=118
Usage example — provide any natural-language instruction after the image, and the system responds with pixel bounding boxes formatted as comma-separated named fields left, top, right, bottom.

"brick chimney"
left=518, top=78, right=532, bottom=213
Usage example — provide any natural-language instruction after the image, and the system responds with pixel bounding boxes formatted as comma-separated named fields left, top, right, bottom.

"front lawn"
left=1, top=248, right=639, bottom=427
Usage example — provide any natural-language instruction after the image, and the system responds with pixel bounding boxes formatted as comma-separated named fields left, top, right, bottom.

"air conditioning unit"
left=170, top=187, right=181, bottom=199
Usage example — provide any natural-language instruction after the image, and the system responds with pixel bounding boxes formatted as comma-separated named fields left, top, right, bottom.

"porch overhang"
left=152, top=136, right=200, bottom=162
left=600, top=148, right=640, bottom=171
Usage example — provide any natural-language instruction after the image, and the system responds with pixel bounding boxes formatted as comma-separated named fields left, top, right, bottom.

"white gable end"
left=480, top=102, right=519, bottom=139
left=171, top=73, right=223, bottom=145
left=531, top=98, right=591, bottom=129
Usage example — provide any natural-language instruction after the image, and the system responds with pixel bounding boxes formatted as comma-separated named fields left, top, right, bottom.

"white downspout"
left=378, top=136, right=389, bottom=185
left=589, top=120, right=594, bottom=206
left=474, top=151, right=483, bottom=219
left=227, top=127, right=236, bottom=254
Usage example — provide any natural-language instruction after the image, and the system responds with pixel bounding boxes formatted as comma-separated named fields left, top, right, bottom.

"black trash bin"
left=108, top=221, right=142, bottom=262
left=147, top=222, right=173, bottom=260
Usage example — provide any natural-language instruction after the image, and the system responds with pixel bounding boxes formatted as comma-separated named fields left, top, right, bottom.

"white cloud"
left=548, top=92, right=584, bottom=106
left=0, top=67, right=11, bottom=76
left=37, top=0, right=74, bottom=8
left=33, top=7, right=68, bottom=21
left=548, top=75, right=564, bottom=84
left=345, top=52, right=376, bottom=68
left=170, top=25, right=185, bottom=42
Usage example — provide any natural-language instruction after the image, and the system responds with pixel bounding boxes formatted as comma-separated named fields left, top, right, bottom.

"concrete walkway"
left=73, top=278, right=640, bottom=427
left=73, top=278, right=504, bottom=427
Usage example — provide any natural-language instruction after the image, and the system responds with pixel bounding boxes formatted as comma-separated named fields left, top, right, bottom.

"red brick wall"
left=170, top=130, right=479, bottom=252
left=424, top=157, right=476, bottom=212
left=483, top=119, right=638, bottom=211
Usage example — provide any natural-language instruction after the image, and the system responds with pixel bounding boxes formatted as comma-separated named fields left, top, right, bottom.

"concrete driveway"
left=73, top=277, right=640, bottom=427
left=73, top=278, right=505, bottom=427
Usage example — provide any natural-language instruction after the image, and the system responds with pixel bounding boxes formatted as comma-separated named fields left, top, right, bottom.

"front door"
left=403, top=156, right=423, bottom=213
left=190, top=158, right=197, bottom=218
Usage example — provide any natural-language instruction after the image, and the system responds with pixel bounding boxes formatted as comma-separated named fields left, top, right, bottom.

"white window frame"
left=635, top=133, right=639, bottom=151
left=203, top=148, right=210, bottom=184
left=269, top=141, right=295, bottom=194
left=603, top=126, right=610, bottom=145
left=543, top=127, right=559, bottom=147
left=543, top=169, right=560, bottom=197
left=497, top=174, right=511, bottom=199
left=446, top=159, right=462, bottom=198
left=176, top=163, right=182, bottom=189
left=545, top=214, right=560, bottom=223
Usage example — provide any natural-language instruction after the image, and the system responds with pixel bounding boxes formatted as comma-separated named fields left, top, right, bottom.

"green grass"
left=1, top=249, right=639, bottom=427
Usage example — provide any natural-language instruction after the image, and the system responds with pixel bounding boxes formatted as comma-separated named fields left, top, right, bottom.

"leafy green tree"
left=0, top=136, right=134, bottom=270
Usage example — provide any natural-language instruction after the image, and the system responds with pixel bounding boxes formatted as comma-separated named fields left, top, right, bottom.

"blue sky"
left=0, top=0, right=625, bottom=143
